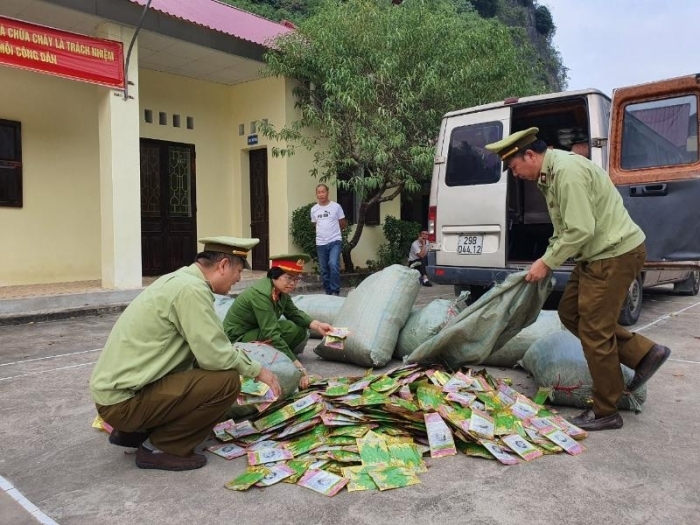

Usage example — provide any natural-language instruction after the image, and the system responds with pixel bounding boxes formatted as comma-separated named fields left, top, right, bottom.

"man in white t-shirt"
left=310, top=184, right=347, bottom=295
left=408, top=230, right=432, bottom=287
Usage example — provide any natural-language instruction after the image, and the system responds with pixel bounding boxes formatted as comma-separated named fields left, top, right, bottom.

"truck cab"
left=427, top=74, right=700, bottom=324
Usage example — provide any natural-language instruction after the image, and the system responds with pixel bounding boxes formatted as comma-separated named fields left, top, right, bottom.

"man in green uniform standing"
left=486, top=128, right=671, bottom=431
left=90, top=237, right=281, bottom=471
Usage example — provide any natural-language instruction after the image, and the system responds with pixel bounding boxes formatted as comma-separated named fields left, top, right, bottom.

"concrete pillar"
left=96, top=23, right=142, bottom=289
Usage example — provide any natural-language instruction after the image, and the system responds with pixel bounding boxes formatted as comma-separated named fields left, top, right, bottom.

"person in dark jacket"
left=223, top=254, right=333, bottom=389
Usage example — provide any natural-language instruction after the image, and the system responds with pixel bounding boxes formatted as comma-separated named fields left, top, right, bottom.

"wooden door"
left=140, top=139, right=197, bottom=276
left=249, top=148, right=269, bottom=271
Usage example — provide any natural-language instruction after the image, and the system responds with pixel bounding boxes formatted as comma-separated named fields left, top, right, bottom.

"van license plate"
left=457, top=235, right=483, bottom=255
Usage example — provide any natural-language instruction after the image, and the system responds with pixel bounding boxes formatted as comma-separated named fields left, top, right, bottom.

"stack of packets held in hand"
left=323, top=327, right=351, bottom=350
left=236, top=377, right=278, bottom=412
left=213, top=364, right=588, bottom=496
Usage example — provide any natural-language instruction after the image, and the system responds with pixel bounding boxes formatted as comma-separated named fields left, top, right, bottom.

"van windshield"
left=620, top=94, right=698, bottom=169
left=445, top=121, right=503, bottom=186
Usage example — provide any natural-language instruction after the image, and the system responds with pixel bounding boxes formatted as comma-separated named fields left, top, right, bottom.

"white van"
left=427, top=74, right=700, bottom=325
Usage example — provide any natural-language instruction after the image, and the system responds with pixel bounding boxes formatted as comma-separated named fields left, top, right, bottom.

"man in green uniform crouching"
left=486, top=128, right=671, bottom=431
left=89, top=237, right=281, bottom=471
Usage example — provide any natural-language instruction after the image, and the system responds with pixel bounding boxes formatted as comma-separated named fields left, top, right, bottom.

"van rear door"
left=609, top=74, right=700, bottom=264
left=433, top=107, right=510, bottom=269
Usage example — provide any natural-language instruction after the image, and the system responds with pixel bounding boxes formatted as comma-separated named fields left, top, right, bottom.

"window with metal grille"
left=0, top=119, right=22, bottom=207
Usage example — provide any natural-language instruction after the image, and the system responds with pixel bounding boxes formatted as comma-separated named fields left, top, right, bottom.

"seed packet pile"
left=220, top=364, right=588, bottom=495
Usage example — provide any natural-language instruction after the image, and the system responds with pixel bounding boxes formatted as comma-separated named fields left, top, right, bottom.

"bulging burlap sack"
left=292, top=294, right=345, bottom=338
left=314, top=265, right=420, bottom=367
left=394, top=299, right=460, bottom=359
left=482, top=310, right=566, bottom=367
left=226, top=342, right=301, bottom=419
left=519, top=330, right=647, bottom=412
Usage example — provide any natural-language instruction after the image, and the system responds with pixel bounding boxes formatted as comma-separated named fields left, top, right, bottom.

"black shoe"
left=570, top=409, right=623, bottom=431
left=422, top=280, right=433, bottom=287
left=109, top=429, right=151, bottom=448
left=135, top=446, right=207, bottom=471
left=628, top=344, right=671, bottom=392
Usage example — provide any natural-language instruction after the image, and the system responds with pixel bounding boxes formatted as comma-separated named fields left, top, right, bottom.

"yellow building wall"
left=138, top=69, right=238, bottom=240
left=0, top=67, right=101, bottom=286
left=0, top=64, right=395, bottom=287
left=229, top=76, right=394, bottom=271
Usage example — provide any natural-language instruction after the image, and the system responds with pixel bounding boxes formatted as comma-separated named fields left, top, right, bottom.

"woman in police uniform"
left=223, top=254, right=333, bottom=389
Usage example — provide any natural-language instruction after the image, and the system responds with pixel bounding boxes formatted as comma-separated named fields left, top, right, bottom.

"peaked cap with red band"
left=269, top=253, right=311, bottom=274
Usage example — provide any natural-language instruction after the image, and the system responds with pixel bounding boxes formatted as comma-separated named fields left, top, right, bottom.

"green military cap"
left=485, top=127, right=540, bottom=166
left=269, top=253, right=311, bottom=274
left=198, top=236, right=259, bottom=269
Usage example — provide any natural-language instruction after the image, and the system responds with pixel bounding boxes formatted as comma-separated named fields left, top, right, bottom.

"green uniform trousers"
left=557, top=243, right=655, bottom=416
left=96, top=368, right=240, bottom=457
left=240, top=320, right=307, bottom=357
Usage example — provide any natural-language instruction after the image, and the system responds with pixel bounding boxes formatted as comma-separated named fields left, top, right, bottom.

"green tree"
left=261, top=0, right=547, bottom=270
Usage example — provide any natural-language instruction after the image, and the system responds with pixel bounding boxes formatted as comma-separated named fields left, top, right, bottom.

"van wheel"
left=618, top=276, right=643, bottom=326
left=673, top=270, right=700, bottom=296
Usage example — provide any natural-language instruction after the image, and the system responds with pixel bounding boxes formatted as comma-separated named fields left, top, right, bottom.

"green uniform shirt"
left=538, top=149, right=646, bottom=269
left=89, top=264, right=262, bottom=406
left=223, top=277, right=313, bottom=362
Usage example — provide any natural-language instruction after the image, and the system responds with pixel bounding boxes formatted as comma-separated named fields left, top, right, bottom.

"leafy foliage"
left=534, top=5, right=554, bottom=36
left=469, top=0, right=498, bottom=18
left=290, top=203, right=318, bottom=262
left=367, top=216, right=421, bottom=271
left=218, top=0, right=324, bottom=23
left=262, top=0, right=549, bottom=270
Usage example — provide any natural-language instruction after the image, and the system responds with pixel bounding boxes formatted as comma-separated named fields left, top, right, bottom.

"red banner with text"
left=0, top=16, right=124, bottom=89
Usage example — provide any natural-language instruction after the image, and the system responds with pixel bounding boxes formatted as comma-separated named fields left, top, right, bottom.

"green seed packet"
left=254, top=392, right=322, bottom=431
left=416, top=384, right=445, bottom=411
left=374, top=425, right=411, bottom=437
left=325, top=435, right=358, bottom=446
left=368, top=466, right=421, bottom=491
left=494, top=412, right=519, bottom=436
left=341, top=392, right=386, bottom=407
left=283, top=460, right=312, bottom=483
left=240, top=377, right=270, bottom=396
left=286, top=434, right=324, bottom=457
left=224, top=467, right=268, bottom=491
left=357, top=433, right=391, bottom=467
left=329, top=424, right=375, bottom=438
left=463, top=442, right=494, bottom=460
left=387, top=442, right=426, bottom=472
left=532, top=387, right=554, bottom=406
left=371, top=376, right=399, bottom=393
left=327, top=450, right=362, bottom=463
left=438, top=405, right=469, bottom=434
left=341, top=466, right=378, bottom=492
left=325, top=384, right=350, bottom=397
left=477, top=392, right=504, bottom=411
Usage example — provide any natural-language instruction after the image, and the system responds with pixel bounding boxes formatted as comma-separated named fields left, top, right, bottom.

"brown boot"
left=628, top=344, right=671, bottom=392
left=570, top=409, right=623, bottom=431
left=135, top=445, right=207, bottom=471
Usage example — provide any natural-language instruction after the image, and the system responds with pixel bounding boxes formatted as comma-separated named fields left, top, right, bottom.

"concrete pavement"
left=0, top=283, right=699, bottom=524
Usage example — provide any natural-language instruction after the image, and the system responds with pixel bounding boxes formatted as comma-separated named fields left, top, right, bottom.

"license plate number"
left=457, top=235, right=483, bottom=255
